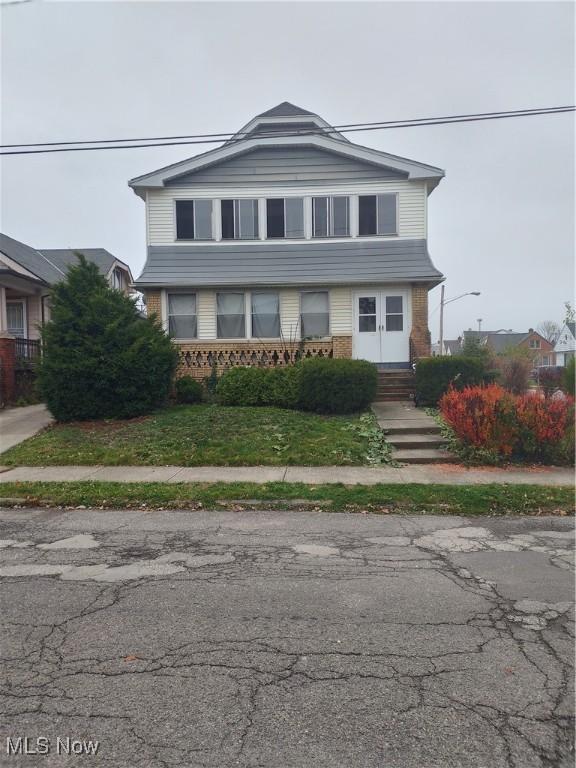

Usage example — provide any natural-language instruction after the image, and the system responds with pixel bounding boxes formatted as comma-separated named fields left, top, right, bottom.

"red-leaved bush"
left=439, top=384, right=574, bottom=464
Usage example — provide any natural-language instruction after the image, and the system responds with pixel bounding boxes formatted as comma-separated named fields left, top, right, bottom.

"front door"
left=353, top=290, right=410, bottom=364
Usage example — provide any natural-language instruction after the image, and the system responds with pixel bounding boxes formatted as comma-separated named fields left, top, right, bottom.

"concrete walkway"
left=0, top=404, right=53, bottom=453
left=0, top=463, right=573, bottom=486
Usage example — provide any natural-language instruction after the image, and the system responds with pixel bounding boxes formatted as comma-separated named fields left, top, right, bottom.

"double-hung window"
left=251, top=292, right=280, bottom=338
left=175, top=200, right=213, bottom=240
left=300, top=291, right=329, bottom=337
left=221, top=199, right=259, bottom=240
left=312, top=197, right=350, bottom=238
left=358, top=194, right=397, bottom=236
left=168, top=294, right=197, bottom=339
left=217, top=292, right=246, bottom=338
left=266, top=198, right=305, bottom=239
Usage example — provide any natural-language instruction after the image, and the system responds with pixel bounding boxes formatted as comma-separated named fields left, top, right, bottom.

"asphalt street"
left=0, top=507, right=574, bottom=768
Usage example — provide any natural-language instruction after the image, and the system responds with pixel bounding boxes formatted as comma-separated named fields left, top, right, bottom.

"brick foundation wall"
left=410, top=285, right=431, bottom=360
left=332, top=335, right=352, bottom=359
left=144, top=290, right=162, bottom=320
left=175, top=340, right=336, bottom=379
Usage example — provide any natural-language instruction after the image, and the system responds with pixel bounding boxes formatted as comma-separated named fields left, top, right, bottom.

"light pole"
left=439, top=286, right=481, bottom=353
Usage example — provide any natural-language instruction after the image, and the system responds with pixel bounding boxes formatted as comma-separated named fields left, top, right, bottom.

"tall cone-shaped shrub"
left=39, top=255, right=178, bottom=421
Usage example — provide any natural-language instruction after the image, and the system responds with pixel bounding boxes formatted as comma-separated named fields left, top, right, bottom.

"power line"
left=2, top=105, right=572, bottom=149
left=0, top=105, right=573, bottom=156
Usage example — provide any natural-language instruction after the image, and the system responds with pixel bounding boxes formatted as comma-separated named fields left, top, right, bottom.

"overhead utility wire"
left=1, top=106, right=573, bottom=156
left=2, top=105, right=573, bottom=149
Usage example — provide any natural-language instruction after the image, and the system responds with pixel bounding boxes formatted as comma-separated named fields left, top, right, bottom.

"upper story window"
left=221, top=199, right=259, bottom=240
left=312, top=196, right=350, bottom=238
left=358, top=194, right=397, bottom=236
left=529, top=339, right=541, bottom=349
left=266, top=198, right=305, bottom=239
left=176, top=200, right=213, bottom=240
left=111, top=267, right=124, bottom=291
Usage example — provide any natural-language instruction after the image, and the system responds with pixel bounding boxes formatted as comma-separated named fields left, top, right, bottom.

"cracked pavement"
left=0, top=507, right=573, bottom=768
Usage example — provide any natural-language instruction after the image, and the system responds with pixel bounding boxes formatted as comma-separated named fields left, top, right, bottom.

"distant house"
left=462, top=328, right=555, bottom=367
left=0, top=232, right=133, bottom=341
left=554, top=322, right=576, bottom=367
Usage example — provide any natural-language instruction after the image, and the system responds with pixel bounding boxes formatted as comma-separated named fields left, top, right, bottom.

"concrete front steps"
left=375, top=369, right=415, bottom=403
left=372, top=400, right=456, bottom=464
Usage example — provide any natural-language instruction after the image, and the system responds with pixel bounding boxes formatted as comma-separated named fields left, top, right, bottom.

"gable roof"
left=0, top=233, right=132, bottom=287
left=135, top=238, right=444, bottom=288
left=40, top=249, right=133, bottom=282
left=256, top=102, right=315, bottom=118
left=0, top=232, right=62, bottom=284
left=484, top=332, right=529, bottom=352
left=129, top=104, right=444, bottom=195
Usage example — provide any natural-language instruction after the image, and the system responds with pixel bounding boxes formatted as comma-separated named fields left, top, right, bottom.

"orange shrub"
left=439, top=385, right=574, bottom=463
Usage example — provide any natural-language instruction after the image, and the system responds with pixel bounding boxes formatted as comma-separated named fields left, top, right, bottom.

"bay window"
left=312, top=197, right=350, bottom=238
left=358, top=194, right=397, bottom=236
left=266, top=198, right=305, bottom=239
left=217, top=292, right=246, bottom=338
left=251, top=292, right=280, bottom=338
left=175, top=200, right=213, bottom=240
left=168, top=294, right=197, bottom=339
left=300, top=291, right=329, bottom=337
left=221, top=199, right=259, bottom=240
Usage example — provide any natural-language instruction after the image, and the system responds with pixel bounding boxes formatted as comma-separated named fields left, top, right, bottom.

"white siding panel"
left=197, top=290, right=216, bottom=339
left=280, top=289, right=300, bottom=340
left=26, top=295, right=43, bottom=340
left=330, top=287, right=352, bottom=334
left=146, top=181, right=427, bottom=245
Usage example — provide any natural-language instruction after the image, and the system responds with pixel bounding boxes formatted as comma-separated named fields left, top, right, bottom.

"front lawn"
left=0, top=481, right=572, bottom=515
left=0, top=405, right=390, bottom=467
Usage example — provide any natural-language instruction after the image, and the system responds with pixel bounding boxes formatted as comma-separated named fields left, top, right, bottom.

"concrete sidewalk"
left=0, top=463, right=573, bottom=486
left=0, top=404, right=53, bottom=453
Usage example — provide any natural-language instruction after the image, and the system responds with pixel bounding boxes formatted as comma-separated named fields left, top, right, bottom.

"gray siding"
left=166, top=147, right=407, bottom=188
left=135, top=239, right=443, bottom=287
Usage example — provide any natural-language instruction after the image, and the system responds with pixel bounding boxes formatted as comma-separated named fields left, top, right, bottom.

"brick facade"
left=409, top=284, right=431, bottom=360
left=332, top=335, right=352, bottom=359
left=144, top=290, right=162, bottom=320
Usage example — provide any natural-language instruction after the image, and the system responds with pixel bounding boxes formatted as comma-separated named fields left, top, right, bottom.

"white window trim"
left=215, top=289, right=282, bottom=341
left=265, top=197, right=306, bottom=240
left=165, top=290, right=198, bottom=341
left=311, top=196, right=351, bottom=239
left=6, top=298, right=27, bottom=339
left=173, top=199, right=215, bottom=242
left=299, top=288, right=331, bottom=339
left=220, top=199, right=260, bottom=241
left=356, top=192, right=399, bottom=237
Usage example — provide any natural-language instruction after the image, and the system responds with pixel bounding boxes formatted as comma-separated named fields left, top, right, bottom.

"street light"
left=439, top=286, right=481, bottom=353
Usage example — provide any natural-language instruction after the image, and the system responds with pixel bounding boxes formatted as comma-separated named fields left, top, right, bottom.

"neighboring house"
left=129, top=102, right=445, bottom=375
left=0, top=232, right=134, bottom=341
left=554, top=322, right=576, bottom=367
left=463, top=328, right=556, bottom=367
left=432, top=338, right=461, bottom=356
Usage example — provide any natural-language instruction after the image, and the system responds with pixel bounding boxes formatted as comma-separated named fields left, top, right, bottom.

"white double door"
left=353, top=289, right=410, bottom=364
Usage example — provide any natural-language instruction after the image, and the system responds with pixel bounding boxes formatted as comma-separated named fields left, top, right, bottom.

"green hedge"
left=175, top=376, right=203, bottom=404
left=216, top=365, right=301, bottom=409
left=415, top=356, right=494, bottom=406
left=299, top=358, right=377, bottom=414
left=215, top=358, right=376, bottom=414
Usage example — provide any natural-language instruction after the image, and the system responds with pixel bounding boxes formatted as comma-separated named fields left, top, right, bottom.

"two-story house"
left=130, top=103, right=445, bottom=376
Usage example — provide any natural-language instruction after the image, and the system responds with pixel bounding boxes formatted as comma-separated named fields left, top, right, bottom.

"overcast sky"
left=1, top=1, right=574, bottom=339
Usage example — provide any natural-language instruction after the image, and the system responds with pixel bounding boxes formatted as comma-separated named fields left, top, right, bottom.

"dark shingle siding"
left=135, top=239, right=443, bottom=287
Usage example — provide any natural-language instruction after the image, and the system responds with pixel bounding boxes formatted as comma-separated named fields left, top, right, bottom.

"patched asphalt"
left=0, top=508, right=573, bottom=767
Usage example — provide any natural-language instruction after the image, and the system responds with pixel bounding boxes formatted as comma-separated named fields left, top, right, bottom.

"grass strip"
left=0, top=482, right=573, bottom=516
